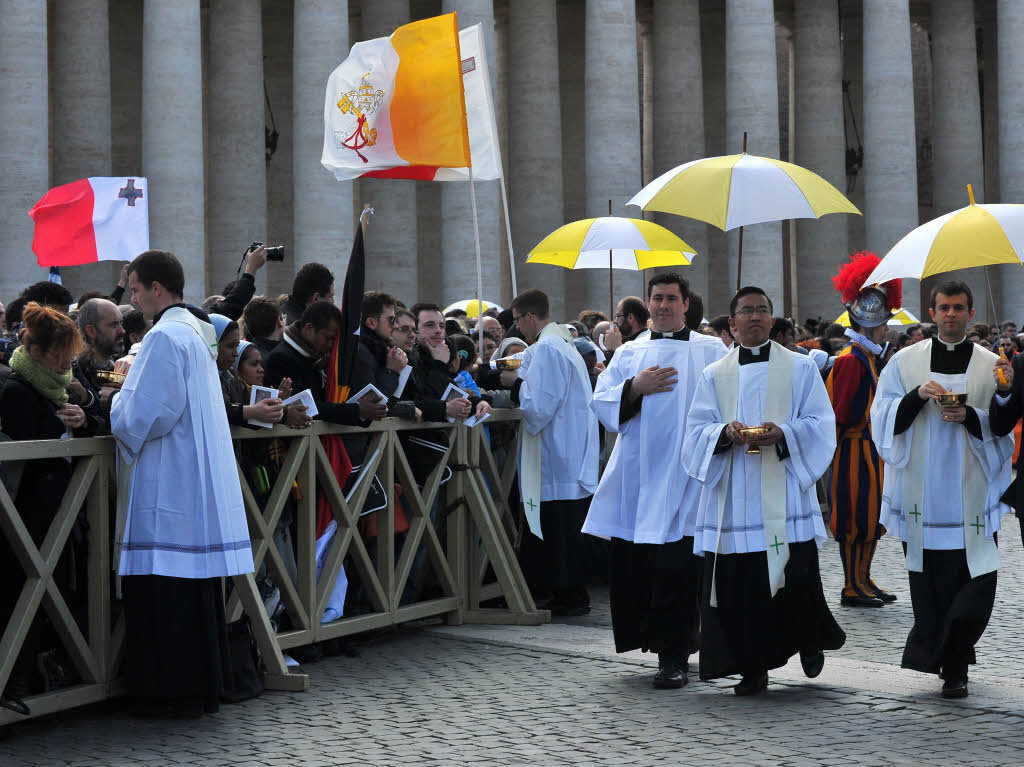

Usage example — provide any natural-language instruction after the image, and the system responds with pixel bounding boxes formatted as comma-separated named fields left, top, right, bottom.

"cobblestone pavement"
left=2, top=517, right=1024, bottom=766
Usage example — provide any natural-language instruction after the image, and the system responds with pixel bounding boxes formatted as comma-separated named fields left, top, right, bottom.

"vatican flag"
left=321, top=13, right=471, bottom=181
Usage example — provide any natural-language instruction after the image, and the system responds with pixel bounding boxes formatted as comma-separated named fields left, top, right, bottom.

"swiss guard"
left=826, top=252, right=902, bottom=608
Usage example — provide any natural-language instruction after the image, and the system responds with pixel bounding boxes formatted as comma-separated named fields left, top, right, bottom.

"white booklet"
left=281, top=388, right=319, bottom=418
left=394, top=364, right=413, bottom=398
left=248, top=385, right=279, bottom=428
left=348, top=383, right=388, bottom=405
left=464, top=411, right=491, bottom=428
left=442, top=382, right=469, bottom=423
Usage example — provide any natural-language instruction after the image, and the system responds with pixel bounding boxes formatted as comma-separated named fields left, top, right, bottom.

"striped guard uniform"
left=825, top=340, right=886, bottom=599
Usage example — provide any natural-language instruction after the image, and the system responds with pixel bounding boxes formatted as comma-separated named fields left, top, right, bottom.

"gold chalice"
left=738, top=426, right=770, bottom=455
left=494, top=357, right=522, bottom=371
left=936, top=392, right=967, bottom=407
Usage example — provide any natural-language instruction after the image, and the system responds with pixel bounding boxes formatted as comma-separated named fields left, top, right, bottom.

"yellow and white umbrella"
left=527, top=216, right=695, bottom=315
left=443, top=299, right=503, bottom=318
left=836, top=308, right=920, bottom=328
left=862, top=186, right=1024, bottom=285
left=628, top=153, right=860, bottom=231
left=627, top=135, right=860, bottom=290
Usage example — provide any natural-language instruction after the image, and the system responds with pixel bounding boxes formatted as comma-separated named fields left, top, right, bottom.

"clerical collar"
left=738, top=340, right=771, bottom=365
left=153, top=303, right=209, bottom=325
left=844, top=328, right=883, bottom=356
left=936, top=335, right=968, bottom=352
left=650, top=327, right=690, bottom=341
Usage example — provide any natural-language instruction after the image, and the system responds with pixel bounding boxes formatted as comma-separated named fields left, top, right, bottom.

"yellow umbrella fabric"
left=862, top=186, right=1024, bottom=285
left=835, top=308, right=920, bottom=328
left=526, top=216, right=694, bottom=270
left=627, top=153, right=861, bottom=230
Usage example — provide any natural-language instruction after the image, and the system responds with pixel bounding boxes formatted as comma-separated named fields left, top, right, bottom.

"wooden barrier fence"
left=0, top=411, right=541, bottom=725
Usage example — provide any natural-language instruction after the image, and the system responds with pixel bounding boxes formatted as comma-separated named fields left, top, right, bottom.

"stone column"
left=509, top=0, right=566, bottom=318
left=442, top=0, right=502, bottom=308
left=0, top=0, right=48, bottom=303
left=293, top=1, right=353, bottom=286
left=584, top=0, right=642, bottom=312
left=208, top=0, right=268, bottom=296
left=982, top=2, right=999, bottom=208
left=653, top=0, right=708, bottom=306
left=263, top=0, right=295, bottom=298
left=702, top=2, right=731, bottom=315
left=998, top=0, right=1024, bottom=322
left=794, top=0, right=847, bottom=324
left=862, top=0, right=919, bottom=314
left=558, top=0, right=588, bottom=313
left=840, top=1, right=866, bottom=251
left=931, top=0, right=989, bottom=320
left=725, top=0, right=783, bottom=304
left=52, top=0, right=115, bottom=300
left=142, top=0, right=206, bottom=301
left=359, top=0, right=419, bottom=304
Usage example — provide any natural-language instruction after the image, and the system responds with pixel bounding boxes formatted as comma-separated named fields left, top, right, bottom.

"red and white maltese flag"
left=29, top=177, right=149, bottom=267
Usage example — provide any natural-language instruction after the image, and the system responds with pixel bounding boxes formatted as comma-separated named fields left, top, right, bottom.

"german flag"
left=316, top=222, right=366, bottom=537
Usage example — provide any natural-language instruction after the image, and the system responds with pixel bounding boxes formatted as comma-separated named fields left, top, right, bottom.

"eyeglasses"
left=394, top=325, right=415, bottom=335
left=380, top=314, right=396, bottom=325
left=613, top=313, right=625, bottom=320
left=735, top=306, right=772, bottom=316
left=512, top=312, right=532, bottom=324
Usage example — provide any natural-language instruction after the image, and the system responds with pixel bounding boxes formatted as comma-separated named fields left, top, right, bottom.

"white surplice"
left=517, top=322, right=600, bottom=522
left=112, top=307, right=254, bottom=578
left=583, top=330, right=727, bottom=544
left=870, top=339, right=1012, bottom=576
left=684, top=342, right=835, bottom=567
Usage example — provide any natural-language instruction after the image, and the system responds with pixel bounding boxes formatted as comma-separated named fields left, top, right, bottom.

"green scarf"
left=9, top=345, right=72, bottom=405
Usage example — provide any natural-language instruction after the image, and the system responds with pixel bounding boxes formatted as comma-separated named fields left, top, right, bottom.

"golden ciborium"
left=95, top=370, right=127, bottom=388
left=493, top=357, right=522, bottom=371
left=738, top=426, right=770, bottom=455
left=936, top=392, right=967, bottom=407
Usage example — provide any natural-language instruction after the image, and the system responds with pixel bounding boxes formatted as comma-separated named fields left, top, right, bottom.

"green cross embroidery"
left=909, top=505, right=921, bottom=522
left=971, top=516, right=984, bottom=535
left=525, top=498, right=538, bottom=513
left=769, top=535, right=784, bottom=555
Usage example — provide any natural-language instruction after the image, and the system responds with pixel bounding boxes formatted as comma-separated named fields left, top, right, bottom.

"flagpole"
left=498, top=173, right=518, bottom=297
left=468, top=166, right=485, bottom=363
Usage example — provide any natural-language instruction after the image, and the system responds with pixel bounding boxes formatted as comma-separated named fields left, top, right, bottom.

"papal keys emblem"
left=334, top=73, right=385, bottom=163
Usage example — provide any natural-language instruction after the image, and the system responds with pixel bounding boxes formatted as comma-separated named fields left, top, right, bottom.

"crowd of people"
left=0, top=244, right=1020, bottom=718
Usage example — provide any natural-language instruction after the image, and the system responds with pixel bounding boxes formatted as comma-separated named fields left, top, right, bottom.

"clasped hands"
left=724, top=420, right=784, bottom=447
left=918, top=379, right=967, bottom=424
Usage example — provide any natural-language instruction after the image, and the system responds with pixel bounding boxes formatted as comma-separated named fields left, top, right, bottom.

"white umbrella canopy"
left=443, top=299, right=503, bottom=317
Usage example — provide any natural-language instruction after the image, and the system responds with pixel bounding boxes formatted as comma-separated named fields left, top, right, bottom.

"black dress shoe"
left=0, top=695, right=30, bottom=716
left=734, top=672, right=769, bottom=696
left=941, top=679, right=969, bottom=698
left=871, top=587, right=897, bottom=603
left=652, top=664, right=687, bottom=689
left=800, top=650, right=825, bottom=679
left=840, top=594, right=884, bottom=608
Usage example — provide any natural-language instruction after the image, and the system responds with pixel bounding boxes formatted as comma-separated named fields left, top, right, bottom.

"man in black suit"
left=263, top=301, right=385, bottom=425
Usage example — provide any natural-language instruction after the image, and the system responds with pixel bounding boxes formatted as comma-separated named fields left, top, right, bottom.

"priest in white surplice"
left=583, top=273, right=726, bottom=689
left=112, top=250, right=253, bottom=717
left=509, top=289, right=600, bottom=616
left=871, top=280, right=1013, bottom=699
left=685, top=287, right=845, bottom=696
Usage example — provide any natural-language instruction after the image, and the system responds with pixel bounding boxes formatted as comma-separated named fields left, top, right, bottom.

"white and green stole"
left=709, top=341, right=793, bottom=606
left=897, top=340, right=1000, bottom=576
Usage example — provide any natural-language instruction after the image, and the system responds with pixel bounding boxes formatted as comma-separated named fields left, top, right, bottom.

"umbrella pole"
left=736, top=225, right=744, bottom=292
left=608, top=199, right=614, bottom=317
left=736, top=131, right=748, bottom=292
left=985, top=266, right=999, bottom=325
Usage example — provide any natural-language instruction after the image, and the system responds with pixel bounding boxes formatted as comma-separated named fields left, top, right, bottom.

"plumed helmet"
left=831, top=252, right=902, bottom=328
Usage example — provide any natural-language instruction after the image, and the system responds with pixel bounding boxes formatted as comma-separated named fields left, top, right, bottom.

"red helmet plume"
left=832, top=251, right=902, bottom=311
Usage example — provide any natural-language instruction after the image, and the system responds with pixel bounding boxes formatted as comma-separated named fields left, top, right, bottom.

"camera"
left=249, top=241, right=285, bottom=262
